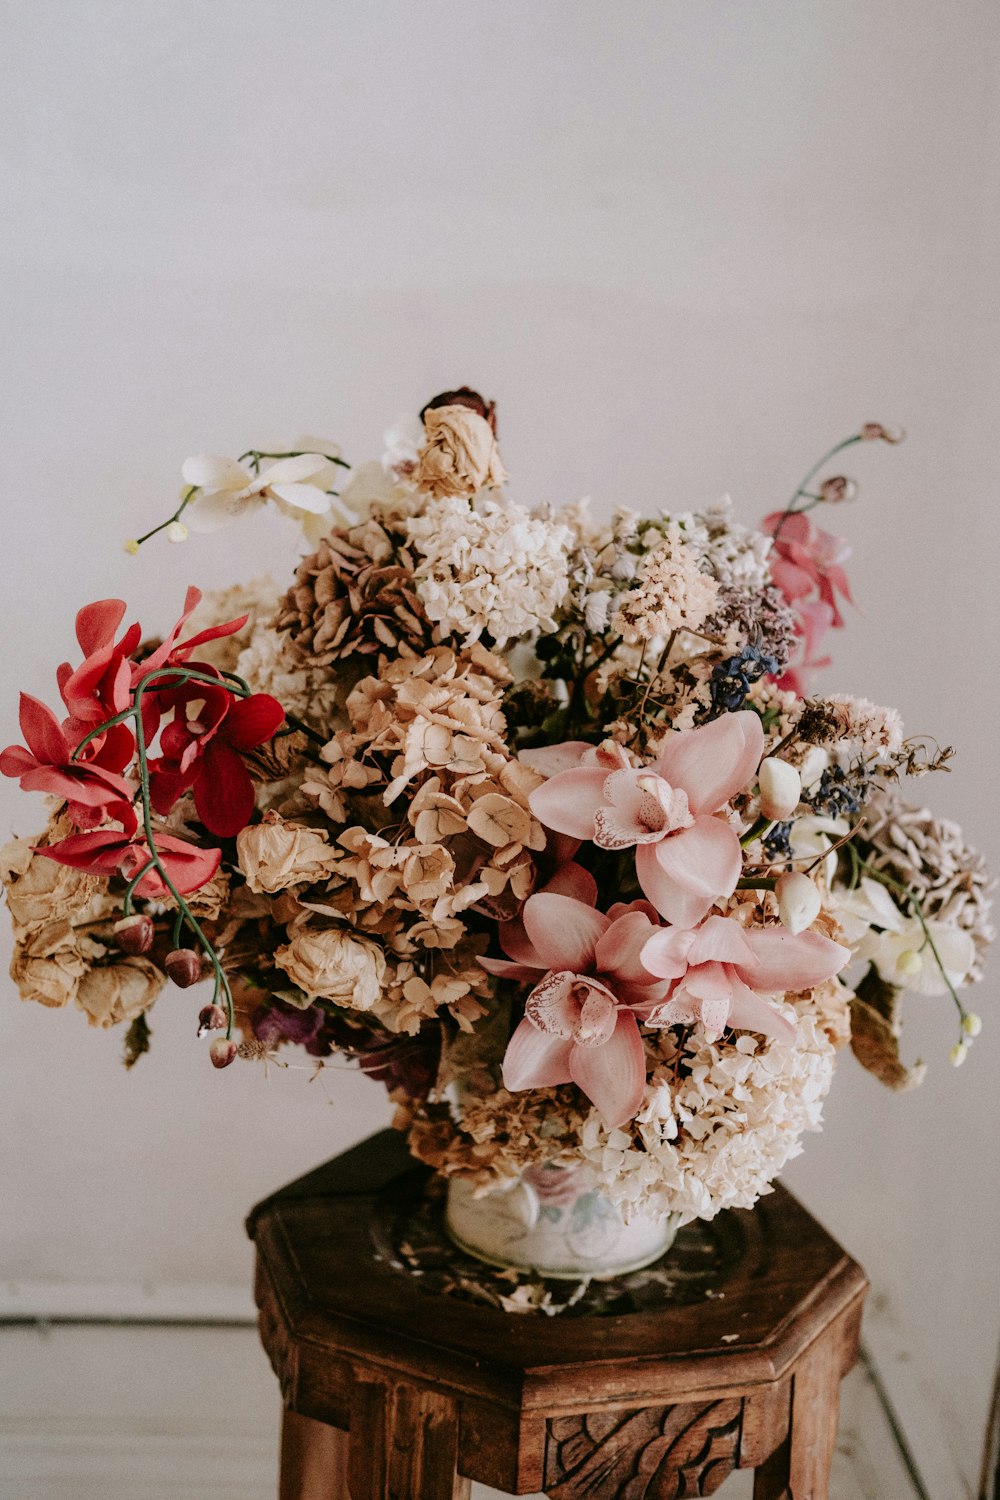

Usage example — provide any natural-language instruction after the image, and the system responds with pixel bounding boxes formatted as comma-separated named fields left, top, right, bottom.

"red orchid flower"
left=762, top=511, right=853, bottom=628
left=148, top=680, right=285, bottom=838
left=0, top=692, right=135, bottom=828
left=39, top=800, right=221, bottom=899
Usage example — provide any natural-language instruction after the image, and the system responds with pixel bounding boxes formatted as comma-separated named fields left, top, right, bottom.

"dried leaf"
left=849, top=976, right=926, bottom=1091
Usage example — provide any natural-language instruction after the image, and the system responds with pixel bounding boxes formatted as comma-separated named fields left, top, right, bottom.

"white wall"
left=1, top=2, right=997, bottom=1489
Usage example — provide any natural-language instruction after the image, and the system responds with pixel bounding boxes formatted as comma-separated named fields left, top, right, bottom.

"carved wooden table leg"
left=753, top=1322, right=847, bottom=1500
left=347, top=1376, right=471, bottom=1500
left=280, top=1408, right=350, bottom=1499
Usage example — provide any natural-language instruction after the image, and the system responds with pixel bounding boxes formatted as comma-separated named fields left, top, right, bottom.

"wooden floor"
left=0, top=1323, right=922, bottom=1499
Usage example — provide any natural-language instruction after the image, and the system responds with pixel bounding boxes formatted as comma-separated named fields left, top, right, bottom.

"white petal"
left=269, top=482, right=333, bottom=516
left=262, top=453, right=330, bottom=483
left=185, top=490, right=261, bottom=533
left=181, top=454, right=251, bottom=491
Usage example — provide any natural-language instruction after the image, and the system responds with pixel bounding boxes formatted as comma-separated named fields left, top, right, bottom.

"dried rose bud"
left=860, top=423, right=905, bottom=444
left=420, top=386, right=497, bottom=434
left=209, top=1037, right=238, bottom=1069
left=165, top=948, right=203, bottom=988
left=818, top=475, right=858, bottom=505
left=197, top=1004, right=227, bottom=1037
left=113, top=914, right=155, bottom=956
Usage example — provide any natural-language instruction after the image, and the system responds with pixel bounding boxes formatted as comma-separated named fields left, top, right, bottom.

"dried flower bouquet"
left=2, top=390, right=992, bottom=1228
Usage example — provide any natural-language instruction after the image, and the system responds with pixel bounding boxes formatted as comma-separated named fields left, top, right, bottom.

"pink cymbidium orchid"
left=480, top=891, right=667, bottom=1128
left=526, top=712, right=764, bottom=928
left=762, top=511, right=853, bottom=628
left=639, top=915, right=850, bottom=1043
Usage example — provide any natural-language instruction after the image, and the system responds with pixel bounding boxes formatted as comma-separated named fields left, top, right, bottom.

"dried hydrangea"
left=406, top=497, right=572, bottom=647
left=661, top=496, right=774, bottom=593
left=235, top=625, right=340, bottom=736
left=859, top=789, right=995, bottom=982
left=578, top=983, right=849, bottom=1223
left=702, top=583, right=799, bottom=673
left=404, top=1086, right=591, bottom=1192
left=611, top=525, right=720, bottom=644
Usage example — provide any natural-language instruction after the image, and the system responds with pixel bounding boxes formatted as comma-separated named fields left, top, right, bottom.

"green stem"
left=771, top=433, right=864, bottom=544
left=133, top=486, right=199, bottom=547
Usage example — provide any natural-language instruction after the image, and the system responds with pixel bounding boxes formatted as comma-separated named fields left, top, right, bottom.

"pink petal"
left=635, top=818, right=741, bottom=927
left=522, top=893, right=610, bottom=972
left=655, top=711, right=764, bottom=816
left=595, top=909, right=662, bottom=988
left=223, top=693, right=285, bottom=751
left=502, top=1019, right=574, bottom=1091
left=569, top=1012, right=647, bottom=1128
left=638, top=925, right=697, bottom=980
left=726, top=974, right=797, bottom=1042
left=528, top=766, right=608, bottom=840
left=498, top=919, right=545, bottom=967
left=518, top=741, right=593, bottom=776
left=75, top=599, right=127, bottom=656
left=18, top=693, right=69, bottom=766
left=543, top=860, right=598, bottom=907
left=733, top=927, right=850, bottom=993
left=477, top=956, right=540, bottom=982
left=686, top=915, right=755, bottom=967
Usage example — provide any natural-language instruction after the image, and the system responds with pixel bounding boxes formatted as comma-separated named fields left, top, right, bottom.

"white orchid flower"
left=182, top=453, right=336, bottom=535
left=834, top=876, right=976, bottom=995
left=788, top=811, right=848, bottom=889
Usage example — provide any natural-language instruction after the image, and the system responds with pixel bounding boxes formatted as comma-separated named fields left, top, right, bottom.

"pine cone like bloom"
left=277, top=524, right=433, bottom=667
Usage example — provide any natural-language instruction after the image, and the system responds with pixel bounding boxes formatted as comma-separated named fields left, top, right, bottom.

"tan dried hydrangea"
left=403, top=1086, right=591, bottom=1192
left=611, top=525, right=720, bottom=644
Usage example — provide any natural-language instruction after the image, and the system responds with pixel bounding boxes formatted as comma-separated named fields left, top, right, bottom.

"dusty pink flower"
left=640, top=915, right=850, bottom=1041
left=481, top=891, right=667, bottom=1128
left=526, top=712, right=764, bottom=927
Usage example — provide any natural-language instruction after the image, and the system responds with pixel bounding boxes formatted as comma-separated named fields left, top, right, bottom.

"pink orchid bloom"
left=0, top=692, right=135, bottom=828
left=639, top=915, right=850, bottom=1042
left=526, top=712, right=764, bottom=928
left=762, top=511, right=853, bottom=629
left=39, top=797, right=221, bottom=899
left=481, top=891, right=668, bottom=1129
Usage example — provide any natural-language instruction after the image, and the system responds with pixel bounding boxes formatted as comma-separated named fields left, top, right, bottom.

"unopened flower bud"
left=165, top=948, right=203, bottom=988
left=113, top=913, right=155, bottom=955
left=776, top=871, right=821, bottom=934
left=209, top=1037, right=238, bottom=1069
left=896, top=949, right=923, bottom=979
left=949, top=1041, right=968, bottom=1068
left=819, top=475, right=858, bottom=505
left=758, top=757, right=801, bottom=820
left=124, top=538, right=140, bottom=555
left=166, top=520, right=189, bottom=544
left=963, top=1012, right=982, bottom=1038
left=860, top=423, right=905, bottom=444
left=197, top=1004, right=227, bottom=1037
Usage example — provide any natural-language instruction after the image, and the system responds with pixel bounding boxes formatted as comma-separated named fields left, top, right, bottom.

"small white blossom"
left=183, top=452, right=339, bottom=536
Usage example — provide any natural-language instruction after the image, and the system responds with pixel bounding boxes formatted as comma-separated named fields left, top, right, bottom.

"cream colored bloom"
left=237, top=814, right=339, bottom=894
left=274, top=927, right=386, bottom=1010
left=611, top=525, right=719, bottom=643
left=412, top=406, right=507, bottom=499
left=76, top=958, right=164, bottom=1029
left=182, top=453, right=338, bottom=534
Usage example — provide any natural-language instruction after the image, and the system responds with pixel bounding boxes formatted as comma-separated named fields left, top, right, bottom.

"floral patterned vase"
left=444, top=1162, right=678, bottom=1280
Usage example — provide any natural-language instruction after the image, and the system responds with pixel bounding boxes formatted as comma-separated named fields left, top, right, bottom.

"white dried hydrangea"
left=578, top=985, right=848, bottom=1223
left=405, top=496, right=572, bottom=647
left=235, top=626, right=340, bottom=736
left=666, top=496, right=773, bottom=592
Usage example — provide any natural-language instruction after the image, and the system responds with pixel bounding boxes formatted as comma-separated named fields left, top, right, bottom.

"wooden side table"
left=247, top=1131, right=867, bottom=1499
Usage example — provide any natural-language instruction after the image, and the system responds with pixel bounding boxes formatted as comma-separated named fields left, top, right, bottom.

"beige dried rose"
left=1, top=830, right=98, bottom=928
left=237, top=813, right=339, bottom=893
left=76, top=958, right=165, bottom=1029
left=10, top=922, right=92, bottom=1009
left=274, top=926, right=386, bottom=1010
left=412, top=406, right=507, bottom=500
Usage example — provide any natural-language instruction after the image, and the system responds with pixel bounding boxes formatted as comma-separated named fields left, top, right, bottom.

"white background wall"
left=1, top=2, right=997, bottom=1491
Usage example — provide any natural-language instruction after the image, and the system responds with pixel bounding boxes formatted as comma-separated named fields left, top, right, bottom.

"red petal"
left=173, top=613, right=250, bottom=659
left=222, top=693, right=285, bottom=751
left=75, top=599, right=126, bottom=656
left=194, top=740, right=255, bottom=837
left=38, top=830, right=130, bottom=875
left=0, top=744, right=37, bottom=777
left=151, top=835, right=222, bottom=896
left=19, top=693, right=69, bottom=766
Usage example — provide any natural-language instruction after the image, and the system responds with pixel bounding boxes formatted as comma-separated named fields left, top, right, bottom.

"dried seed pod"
left=113, top=914, right=155, bottom=956
left=165, top=948, right=203, bottom=988
left=209, top=1037, right=238, bottom=1069
left=197, top=1004, right=227, bottom=1037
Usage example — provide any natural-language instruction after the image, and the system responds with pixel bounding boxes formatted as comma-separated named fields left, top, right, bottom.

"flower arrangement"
left=2, top=389, right=992, bottom=1231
